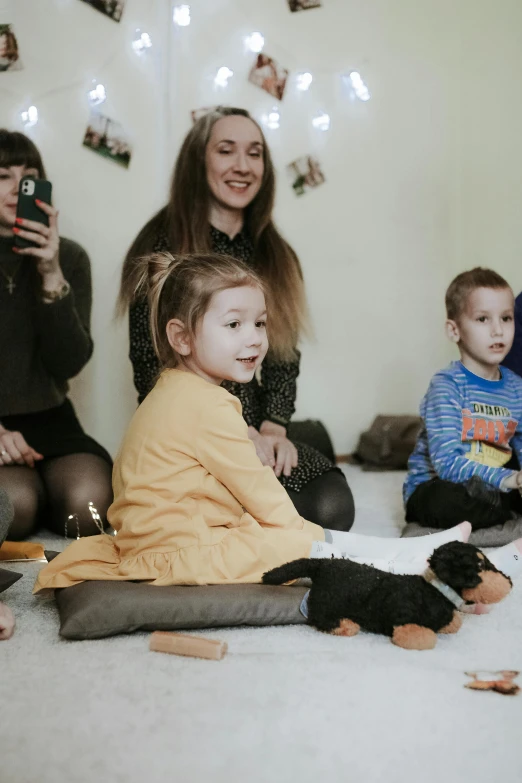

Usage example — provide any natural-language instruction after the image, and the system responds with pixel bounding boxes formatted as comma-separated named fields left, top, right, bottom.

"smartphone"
left=15, top=177, right=53, bottom=249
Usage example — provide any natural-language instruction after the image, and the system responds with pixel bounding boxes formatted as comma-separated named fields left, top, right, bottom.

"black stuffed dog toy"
left=263, top=541, right=512, bottom=650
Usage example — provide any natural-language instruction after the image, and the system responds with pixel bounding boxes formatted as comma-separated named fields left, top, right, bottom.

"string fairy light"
left=6, top=4, right=374, bottom=151
left=173, top=5, right=191, bottom=27
left=88, top=501, right=105, bottom=532
left=245, top=32, right=264, bottom=53
left=262, top=106, right=281, bottom=130
left=345, top=71, right=371, bottom=101
left=88, top=80, right=106, bottom=106
left=312, top=111, right=330, bottom=131
left=20, top=105, right=38, bottom=128
left=64, top=513, right=81, bottom=540
left=296, top=72, right=313, bottom=91
left=62, top=502, right=108, bottom=541
left=132, top=29, right=152, bottom=55
left=214, top=66, right=233, bottom=88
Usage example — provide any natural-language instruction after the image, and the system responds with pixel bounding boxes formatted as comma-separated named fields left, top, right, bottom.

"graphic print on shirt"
left=461, top=401, right=518, bottom=467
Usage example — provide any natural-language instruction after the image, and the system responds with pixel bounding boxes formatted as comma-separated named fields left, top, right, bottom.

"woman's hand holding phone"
left=12, top=200, right=64, bottom=286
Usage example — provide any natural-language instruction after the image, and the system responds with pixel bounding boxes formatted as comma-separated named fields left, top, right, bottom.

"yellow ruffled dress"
left=34, top=370, right=324, bottom=593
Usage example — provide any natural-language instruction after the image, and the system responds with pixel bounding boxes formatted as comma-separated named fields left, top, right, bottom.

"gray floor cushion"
left=55, top=580, right=308, bottom=640
left=401, top=517, right=522, bottom=547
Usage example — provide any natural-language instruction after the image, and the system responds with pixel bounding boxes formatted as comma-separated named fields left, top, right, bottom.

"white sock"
left=487, top=539, right=522, bottom=580
left=325, top=522, right=471, bottom=560
left=309, top=545, right=429, bottom=575
left=347, top=555, right=428, bottom=576
left=309, top=540, right=343, bottom=559
left=309, top=542, right=428, bottom=575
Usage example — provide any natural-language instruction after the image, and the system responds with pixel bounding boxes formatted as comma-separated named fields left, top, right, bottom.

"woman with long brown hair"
left=119, top=107, right=354, bottom=530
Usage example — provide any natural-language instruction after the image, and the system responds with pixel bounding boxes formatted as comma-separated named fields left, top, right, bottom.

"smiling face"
left=446, top=286, right=515, bottom=377
left=173, top=284, right=269, bottom=386
left=0, top=164, right=39, bottom=236
left=204, top=115, right=265, bottom=213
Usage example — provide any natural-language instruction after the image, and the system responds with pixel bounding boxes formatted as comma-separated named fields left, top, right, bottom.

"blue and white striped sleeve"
left=423, top=375, right=515, bottom=488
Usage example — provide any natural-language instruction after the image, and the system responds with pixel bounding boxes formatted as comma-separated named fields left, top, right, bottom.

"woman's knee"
left=46, top=488, right=110, bottom=537
left=0, top=468, right=43, bottom=540
left=42, top=454, right=113, bottom=537
left=289, top=470, right=355, bottom=531
left=0, top=488, right=14, bottom=546
left=316, top=471, right=355, bottom=531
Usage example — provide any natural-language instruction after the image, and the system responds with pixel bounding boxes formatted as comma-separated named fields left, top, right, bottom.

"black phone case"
left=15, top=177, right=53, bottom=249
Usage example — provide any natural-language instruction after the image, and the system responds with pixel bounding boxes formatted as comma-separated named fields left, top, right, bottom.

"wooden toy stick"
left=149, top=631, right=228, bottom=660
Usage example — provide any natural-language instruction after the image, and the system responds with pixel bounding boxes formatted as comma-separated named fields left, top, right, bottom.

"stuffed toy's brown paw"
left=392, top=624, right=437, bottom=650
left=331, top=619, right=360, bottom=637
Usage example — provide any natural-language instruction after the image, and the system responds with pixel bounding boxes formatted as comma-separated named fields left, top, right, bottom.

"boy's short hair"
left=445, top=267, right=512, bottom=320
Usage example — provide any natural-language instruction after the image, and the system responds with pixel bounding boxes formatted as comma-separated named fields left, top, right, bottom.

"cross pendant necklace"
left=0, top=262, right=22, bottom=295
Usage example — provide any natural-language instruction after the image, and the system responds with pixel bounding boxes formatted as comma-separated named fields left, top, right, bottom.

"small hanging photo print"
left=0, top=24, right=22, bottom=71
left=248, top=53, right=289, bottom=102
left=287, top=0, right=322, bottom=11
left=79, top=0, right=126, bottom=23
left=287, top=155, right=325, bottom=196
left=83, top=111, right=132, bottom=169
left=191, top=106, right=218, bottom=124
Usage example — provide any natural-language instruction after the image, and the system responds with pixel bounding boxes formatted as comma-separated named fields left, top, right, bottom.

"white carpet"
left=1, top=466, right=521, bottom=783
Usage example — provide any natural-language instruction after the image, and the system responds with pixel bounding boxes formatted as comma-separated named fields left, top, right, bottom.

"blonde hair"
left=119, top=106, right=308, bottom=361
left=133, top=252, right=265, bottom=368
left=445, top=267, right=512, bottom=320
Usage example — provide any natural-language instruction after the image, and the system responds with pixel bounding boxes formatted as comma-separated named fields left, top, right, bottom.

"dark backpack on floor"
left=354, top=415, right=422, bottom=471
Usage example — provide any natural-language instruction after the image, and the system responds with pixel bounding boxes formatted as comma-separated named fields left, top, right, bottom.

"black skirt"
left=1, top=399, right=112, bottom=465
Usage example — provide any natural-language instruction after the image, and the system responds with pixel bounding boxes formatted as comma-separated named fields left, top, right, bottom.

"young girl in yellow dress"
left=35, top=253, right=485, bottom=594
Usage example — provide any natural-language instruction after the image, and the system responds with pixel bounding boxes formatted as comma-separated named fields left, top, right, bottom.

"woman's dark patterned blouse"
left=128, top=225, right=334, bottom=491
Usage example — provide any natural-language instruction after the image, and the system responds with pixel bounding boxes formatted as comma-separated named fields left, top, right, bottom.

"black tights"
left=1, top=458, right=351, bottom=539
left=0, top=489, right=13, bottom=547
left=287, top=469, right=355, bottom=531
left=0, top=453, right=113, bottom=540
left=406, top=476, right=522, bottom=531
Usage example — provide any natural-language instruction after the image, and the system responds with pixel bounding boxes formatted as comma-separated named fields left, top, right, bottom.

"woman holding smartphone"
left=0, top=129, right=112, bottom=539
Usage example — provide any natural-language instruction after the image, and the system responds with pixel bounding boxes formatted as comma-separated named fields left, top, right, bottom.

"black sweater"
left=0, top=235, right=93, bottom=417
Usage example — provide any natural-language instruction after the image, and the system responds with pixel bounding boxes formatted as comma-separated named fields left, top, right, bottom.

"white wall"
left=1, top=0, right=521, bottom=457
left=454, top=0, right=522, bottom=284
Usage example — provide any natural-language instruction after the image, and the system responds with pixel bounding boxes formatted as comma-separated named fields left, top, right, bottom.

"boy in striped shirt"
left=404, top=268, right=522, bottom=530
